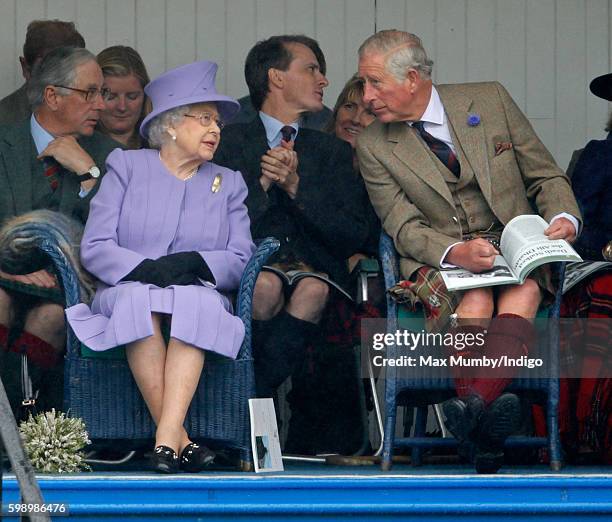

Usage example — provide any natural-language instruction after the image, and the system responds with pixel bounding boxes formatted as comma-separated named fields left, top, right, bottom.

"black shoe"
left=442, top=395, right=484, bottom=443
left=180, top=443, right=216, bottom=473
left=150, top=445, right=179, bottom=474
left=474, top=393, right=521, bottom=474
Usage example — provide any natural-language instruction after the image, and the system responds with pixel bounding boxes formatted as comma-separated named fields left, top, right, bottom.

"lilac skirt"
left=65, top=282, right=244, bottom=359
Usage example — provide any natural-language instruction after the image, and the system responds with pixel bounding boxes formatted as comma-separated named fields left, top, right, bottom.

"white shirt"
left=407, top=88, right=579, bottom=267
left=407, top=86, right=456, bottom=154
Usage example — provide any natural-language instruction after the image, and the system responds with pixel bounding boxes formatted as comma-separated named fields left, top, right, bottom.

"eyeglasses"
left=184, top=113, right=225, bottom=130
left=53, top=85, right=111, bottom=102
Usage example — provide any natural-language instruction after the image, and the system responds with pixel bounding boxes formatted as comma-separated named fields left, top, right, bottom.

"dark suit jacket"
left=0, top=120, right=120, bottom=226
left=214, top=117, right=369, bottom=289
left=0, top=85, right=31, bottom=126
left=569, top=138, right=612, bottom=260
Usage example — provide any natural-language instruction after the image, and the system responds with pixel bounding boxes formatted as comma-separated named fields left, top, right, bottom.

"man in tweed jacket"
left=356, top=30, right=581, bottom=473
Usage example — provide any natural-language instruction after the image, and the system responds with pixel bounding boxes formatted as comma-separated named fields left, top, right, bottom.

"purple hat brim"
left=139, top=94, right=240, bottom=140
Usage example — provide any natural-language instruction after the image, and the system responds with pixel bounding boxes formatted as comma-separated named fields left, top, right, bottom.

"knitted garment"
left=0, top=209, right=95, bottom=304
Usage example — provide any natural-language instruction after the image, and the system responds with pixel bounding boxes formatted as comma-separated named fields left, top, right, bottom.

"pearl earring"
left=171, top=135, right=177, bottom=141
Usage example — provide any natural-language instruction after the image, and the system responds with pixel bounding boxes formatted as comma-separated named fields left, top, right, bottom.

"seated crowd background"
left=0, top=19, right=609, bottom=473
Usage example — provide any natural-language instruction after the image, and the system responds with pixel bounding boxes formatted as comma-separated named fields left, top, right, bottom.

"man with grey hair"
left=356, top=30, right=581, bottom=473
left=0, top=46, right=118, bottom=418
left=0, top=19, right=86, bottom=125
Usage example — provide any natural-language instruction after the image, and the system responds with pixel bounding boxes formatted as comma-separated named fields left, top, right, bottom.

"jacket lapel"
left=2, top=122, right=36, bottom=216
left=388, top=122, right=455, bottom=208
left=245, top=117, right=270, bottom=169
left=438, top=86, right=492, bottom=202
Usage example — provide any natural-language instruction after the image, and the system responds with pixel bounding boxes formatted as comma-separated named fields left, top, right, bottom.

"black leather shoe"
left=180, top=442, right=216, bottom=472
left=442, top=395, right=484, bottom=443
left=150, top=445, right=180, bottom=474
left=474, top=393, right=521, bottom=474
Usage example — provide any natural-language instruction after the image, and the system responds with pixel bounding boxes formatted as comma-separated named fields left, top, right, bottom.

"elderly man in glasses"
left=0, top=46, right=118, bottom=418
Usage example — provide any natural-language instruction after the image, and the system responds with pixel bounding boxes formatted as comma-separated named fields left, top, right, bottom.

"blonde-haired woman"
left=97, top=45, right=150, bottom=148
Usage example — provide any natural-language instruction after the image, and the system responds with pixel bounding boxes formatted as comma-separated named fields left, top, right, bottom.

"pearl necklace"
left=183, top=166, right=198, bottom=181
left=158, top=152, right=199, bottom=181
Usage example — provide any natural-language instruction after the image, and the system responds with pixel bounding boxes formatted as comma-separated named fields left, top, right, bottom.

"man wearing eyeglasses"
left=0, top=46, right=119, bottom=418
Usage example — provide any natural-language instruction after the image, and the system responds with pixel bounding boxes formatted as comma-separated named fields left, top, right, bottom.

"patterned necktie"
left=43, top=159, right=60, bottom=191
left=412, top=121, right=460, bottom=177
left=280, top=125, right=296, bottom=143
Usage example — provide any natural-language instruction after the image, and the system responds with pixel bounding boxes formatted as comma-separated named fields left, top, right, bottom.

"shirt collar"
left=259, top=111, right=299, bottom=148
left=408, top=85, right=444, bottom=127
left=30, top=113, right=55, bottom=154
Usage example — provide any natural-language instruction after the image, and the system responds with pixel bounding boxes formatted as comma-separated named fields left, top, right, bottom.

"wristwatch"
left=79, top=165, right=100, bottom=181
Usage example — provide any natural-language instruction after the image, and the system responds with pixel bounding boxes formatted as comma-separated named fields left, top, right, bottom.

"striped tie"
left=43, top=160, right=60, bottom=191
left=413, top=121, right=460, bottom=177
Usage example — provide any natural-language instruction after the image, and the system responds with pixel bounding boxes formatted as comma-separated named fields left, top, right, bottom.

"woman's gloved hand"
left=121, top=252, right=215, bottom=287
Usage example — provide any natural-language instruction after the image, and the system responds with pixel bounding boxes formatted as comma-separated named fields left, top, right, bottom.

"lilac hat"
left=139, top=60, right=240, bottom=139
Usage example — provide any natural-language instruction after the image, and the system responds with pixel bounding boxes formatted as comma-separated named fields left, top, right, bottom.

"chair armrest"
left=350, top=258, right=380, bottom=304
left=350, top=258, right=380, bottom=276
left=548, top=262, right=567, bottom=319
left=3, top=220, right=84, bottom=358
left=379, top=232, right=400, bottom=332
left=235, top=237, right=280, bottom=359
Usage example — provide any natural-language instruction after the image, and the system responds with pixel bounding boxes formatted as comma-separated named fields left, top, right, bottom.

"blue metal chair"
left=379, top=232, right=564, bottom=471
left=38, top=232, right=279, bottom=471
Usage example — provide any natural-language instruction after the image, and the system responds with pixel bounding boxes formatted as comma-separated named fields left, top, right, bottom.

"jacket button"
left=286, top=236, right=291, bottom=243
left=452, top=217, right=458, bottom=224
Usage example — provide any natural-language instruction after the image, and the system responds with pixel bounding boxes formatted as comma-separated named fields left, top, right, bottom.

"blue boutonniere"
left=467, top=113, right=481, bottom=126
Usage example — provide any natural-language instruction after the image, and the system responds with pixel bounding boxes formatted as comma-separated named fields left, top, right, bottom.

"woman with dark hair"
left=97, top=45, right=150, bottom=149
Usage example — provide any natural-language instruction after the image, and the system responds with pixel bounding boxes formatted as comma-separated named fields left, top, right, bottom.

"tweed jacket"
left=568, top=138, right=612, bottom=260
left=0, top=120, right=120, bottom=226
left=214, top=116, right=369, bottom=289
left=356, top=81, right=582, bottom=280
left=0, top=85, right=31, bottom=126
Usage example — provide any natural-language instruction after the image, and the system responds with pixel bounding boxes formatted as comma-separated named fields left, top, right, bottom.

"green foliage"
left=19, top=409, right=91, bottom=473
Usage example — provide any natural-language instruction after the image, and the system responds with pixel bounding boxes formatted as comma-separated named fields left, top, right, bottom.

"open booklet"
left=262, top=265, right=353, bottom=301
left=562, top=261, right=612, bottom=294
left=441, top=215, right=582, bottom=291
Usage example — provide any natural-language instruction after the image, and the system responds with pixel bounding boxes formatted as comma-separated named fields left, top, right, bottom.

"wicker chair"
left=38, top=232, right=279, bottom=471
left=379, top=232, right=564, bottom=471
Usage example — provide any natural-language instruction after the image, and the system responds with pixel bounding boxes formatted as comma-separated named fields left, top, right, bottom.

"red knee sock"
left=448, top=324, right=487, bottom=398
left=8, top=331, right=61, bottom=369
left=471, top=313, right=536, bottom=405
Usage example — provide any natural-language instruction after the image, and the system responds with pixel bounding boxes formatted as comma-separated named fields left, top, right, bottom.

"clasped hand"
left=260, top=139, right=299, bottom=197
left=122, top=252, right=207, bottom=288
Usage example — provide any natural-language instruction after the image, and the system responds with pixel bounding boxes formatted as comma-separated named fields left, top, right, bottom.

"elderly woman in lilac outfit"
left=66, top=61, right=254, bottom=473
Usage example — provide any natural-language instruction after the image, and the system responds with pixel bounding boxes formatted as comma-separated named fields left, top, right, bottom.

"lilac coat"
left=65, top=148, right=255, bottom=359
